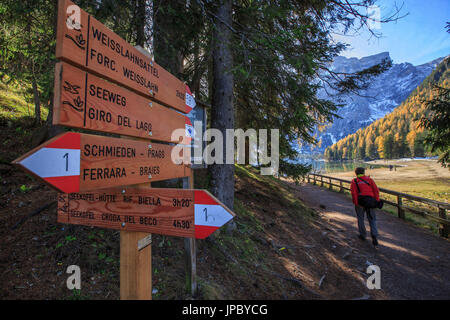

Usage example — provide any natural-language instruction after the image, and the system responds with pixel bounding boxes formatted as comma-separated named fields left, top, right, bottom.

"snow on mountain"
left=303, top=52, right=443, bottom=153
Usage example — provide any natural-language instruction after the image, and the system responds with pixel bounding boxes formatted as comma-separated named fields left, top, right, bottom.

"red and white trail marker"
left=12, top=132, right=191, bottom=193
left=14, top=132, right=81, bottom=192
left=57, top=187, right=235, bottom=239
left=185, top=85, right=196, bottom=113
left=193, top=190, right=234, bottom=239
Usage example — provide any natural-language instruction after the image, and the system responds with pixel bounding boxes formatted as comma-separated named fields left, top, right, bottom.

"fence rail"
left=306, top=173, right=449, bottom=238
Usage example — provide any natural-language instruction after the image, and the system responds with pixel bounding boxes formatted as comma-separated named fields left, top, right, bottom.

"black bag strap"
left=354, top=177, right=370, bottom=195
left=353, top=178, right=361, bottom=194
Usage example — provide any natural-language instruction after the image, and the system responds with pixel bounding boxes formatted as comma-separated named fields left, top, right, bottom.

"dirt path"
left=290, top=182, right=450, bottom=299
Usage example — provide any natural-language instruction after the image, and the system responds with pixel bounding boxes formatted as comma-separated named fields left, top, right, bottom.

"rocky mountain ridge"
left=304, top=52, right=443, bottom=153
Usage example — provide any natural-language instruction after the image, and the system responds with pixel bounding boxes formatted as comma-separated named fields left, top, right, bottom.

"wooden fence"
left=306, top=173, right=449, bottom=238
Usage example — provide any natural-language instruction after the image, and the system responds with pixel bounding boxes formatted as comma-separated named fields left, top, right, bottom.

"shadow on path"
left=291, top=182, right=450, bottom=299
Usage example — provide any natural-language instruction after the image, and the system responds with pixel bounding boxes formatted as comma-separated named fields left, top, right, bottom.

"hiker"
left=350, top=167, right=380, bottom=247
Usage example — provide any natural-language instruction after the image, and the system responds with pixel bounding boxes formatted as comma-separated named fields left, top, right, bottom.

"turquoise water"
left=298, top=159, right=387, bottom=174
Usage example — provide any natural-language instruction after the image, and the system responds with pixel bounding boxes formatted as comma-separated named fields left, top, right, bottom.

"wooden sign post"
left=56, top=0, right=196, bottom=113
left=12, top=132, right=191, bottom=193
left=183, top=174, right=197, bottom=296
left=120, top=230, right=152, bottom=300
left=12, top=0, right=232, bottom=300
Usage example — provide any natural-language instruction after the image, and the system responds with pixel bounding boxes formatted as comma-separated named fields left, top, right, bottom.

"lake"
left=296, top=159, right=387, bottom=174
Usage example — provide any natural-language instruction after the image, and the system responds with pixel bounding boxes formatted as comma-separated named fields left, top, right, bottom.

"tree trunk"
left=153, top=0, right=184, bottom=77
left=32, top=74, right=40, bottom=125
left=210, top=0, right=235, bottom=213
left=45, top=0, right=63, bottom=139
left=135, top=0, right=146, bottom=47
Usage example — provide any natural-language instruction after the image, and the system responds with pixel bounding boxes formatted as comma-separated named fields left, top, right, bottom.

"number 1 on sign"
left=63, top=153, right=69, bottom=171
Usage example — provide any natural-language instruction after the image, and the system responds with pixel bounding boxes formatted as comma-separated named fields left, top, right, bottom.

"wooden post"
left=438, top=208, right=449, bottom=238
left=321, top=176, right=323, bottom=187
left=329, top=178, right=332, bottom=190
left=119, top=129, right=152, bottom=300
left=184, top=174, right=197, bottom=296
left=185, top=237, right=197, bottom=296
left=120, top=230, right=152, bottom=300
left=307, top=175, right=310, bottom=184
left=339, top=181, right=343, bottom=193
left=397, top=195, right=405, bottom=220
left=313, top=175, right=316, bottom=185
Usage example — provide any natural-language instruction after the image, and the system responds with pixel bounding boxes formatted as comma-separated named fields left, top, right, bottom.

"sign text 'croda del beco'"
left=56, top=0, right=196, bottom=113
left=12, top=132, right=190, bottom=193
left=57, top=187, right=235, bottom=239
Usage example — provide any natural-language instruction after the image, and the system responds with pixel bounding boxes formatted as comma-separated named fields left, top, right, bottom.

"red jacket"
left=350, top=176, right=380, bottom=206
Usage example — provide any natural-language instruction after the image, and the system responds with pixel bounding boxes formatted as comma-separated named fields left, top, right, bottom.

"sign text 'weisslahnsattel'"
left=56, top=0, right=196, bottom=114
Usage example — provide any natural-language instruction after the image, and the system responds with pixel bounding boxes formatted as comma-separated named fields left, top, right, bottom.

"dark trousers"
left=355, top=205, right=378, bottom=238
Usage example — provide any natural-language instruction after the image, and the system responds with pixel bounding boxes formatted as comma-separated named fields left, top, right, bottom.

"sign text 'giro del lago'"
left=54, top=62, right=193, bottom=144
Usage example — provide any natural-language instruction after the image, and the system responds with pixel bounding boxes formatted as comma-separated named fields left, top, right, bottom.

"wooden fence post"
left=313, top=175, right=316, bottom=185
left=339, top=181, right=343, bottom=193
left=438, top=208, right=449, bottom=238
left=307, top=175, right=310, bottom=184
left=183, top=174, right=197, bottom=296
left=397, top=195, right=405, bottom=220
left=329, top=178, right=332, bottom=190
left=320, top=176, right=323, bottom=187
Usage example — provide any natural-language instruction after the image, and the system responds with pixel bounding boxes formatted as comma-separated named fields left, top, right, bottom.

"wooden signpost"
left=57, top=187, right=235, bottom=239
left=53, top=62, right=193, bottom=144
left=56, top=0, right=196, bottom=113
left=12, top=132, right=191, bottom=193
left=12, top=0, right=234, bottom=300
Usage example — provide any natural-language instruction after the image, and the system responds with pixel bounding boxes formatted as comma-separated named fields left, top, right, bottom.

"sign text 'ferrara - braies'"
left=53, top=62, right=193, bottom=144
left=57, top=187, right=235, bottom=239
left=56, top=0, right=196, bottom=113
left=12, top=132, right=190, bottom=193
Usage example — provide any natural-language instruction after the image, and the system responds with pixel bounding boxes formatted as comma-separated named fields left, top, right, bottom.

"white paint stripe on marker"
left=186, top=93, right=196, bottom=109
left=20, top=148, right=80, bottom=178
left=185, top=124, right=194, bottom=138
left=194, top=204, right=233, bottom=228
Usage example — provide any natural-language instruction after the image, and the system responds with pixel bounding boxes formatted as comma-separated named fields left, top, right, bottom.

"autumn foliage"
left=325, top=58, right=449, bottom=161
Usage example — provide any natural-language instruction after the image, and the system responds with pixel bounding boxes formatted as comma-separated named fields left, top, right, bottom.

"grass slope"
left=0, top=79, right=47, bottom=121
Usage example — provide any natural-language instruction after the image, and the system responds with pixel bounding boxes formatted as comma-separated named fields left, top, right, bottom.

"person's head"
left=355, top=167, right=365, bottom=177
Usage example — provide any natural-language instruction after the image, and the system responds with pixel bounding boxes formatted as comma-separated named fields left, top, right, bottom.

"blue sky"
left=333, top=0, right=450, bottom=65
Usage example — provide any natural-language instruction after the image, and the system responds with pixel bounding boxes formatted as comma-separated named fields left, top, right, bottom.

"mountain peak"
left=360, top=51, right=391, bottom=64
left=332, top=52, right=392, bottom=73
left=305, top=52, right=442, bottom=154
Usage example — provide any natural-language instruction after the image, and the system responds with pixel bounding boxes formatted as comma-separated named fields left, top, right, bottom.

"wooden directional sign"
left=57, top=187, right=235, bottom=239
left=53, top=62, right=193, bottom=144
left=56, top=0, right=196, bottom=113
left=12, top=132, right=190, bottom=193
